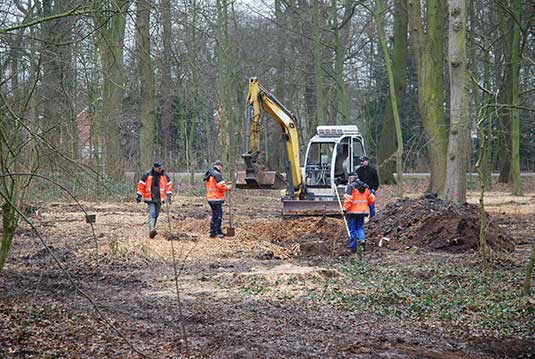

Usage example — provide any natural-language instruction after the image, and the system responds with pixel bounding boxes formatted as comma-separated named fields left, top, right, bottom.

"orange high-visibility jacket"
left=203, top=167, right=229, bottom=202
left=343, top=180, right=375, bottom=215
left=137, top=170, right=173, bottom=203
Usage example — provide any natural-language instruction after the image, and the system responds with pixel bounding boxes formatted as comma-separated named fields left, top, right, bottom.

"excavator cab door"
left=351, top=136, right=365, bottom=172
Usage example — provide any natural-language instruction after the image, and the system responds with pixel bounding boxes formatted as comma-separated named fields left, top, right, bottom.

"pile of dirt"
left=366, top=194, right=514, bottom=253
left=235, top=195, right=514, bottom=258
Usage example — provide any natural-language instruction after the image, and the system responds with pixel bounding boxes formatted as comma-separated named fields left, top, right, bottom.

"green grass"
left=330, top=259, right=535, bottom=337
left=235, top=257, right=535, bottom=338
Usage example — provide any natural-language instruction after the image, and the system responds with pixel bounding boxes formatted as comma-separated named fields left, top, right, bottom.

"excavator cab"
left=281, top=125, right=365, bottom=215
left=304, top=126, right=365, bottom=190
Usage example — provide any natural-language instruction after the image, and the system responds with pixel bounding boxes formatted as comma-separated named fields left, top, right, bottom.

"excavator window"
left=352, top=138, right=365, bottom=171
left=305, top=142, right=334, bottom=187
left=334, top=138, right=350, bottom=184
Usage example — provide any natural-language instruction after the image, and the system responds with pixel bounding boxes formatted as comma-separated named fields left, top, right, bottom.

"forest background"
left=0, top=0, right=533, bottom=232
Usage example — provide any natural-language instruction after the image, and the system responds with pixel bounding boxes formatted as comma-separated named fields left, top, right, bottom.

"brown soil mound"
left=236, top=195, right=513, bottom=258
left=366, top=194, right=514, bottom=253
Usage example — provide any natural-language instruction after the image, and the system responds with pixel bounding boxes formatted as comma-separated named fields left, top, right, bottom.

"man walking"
left=343, top=172, right=375, bottom=256
left=203, top=160, right=230, bottom=238
left=136, top=161, right=173, bottom=238
left=356, top=155, right=379, bottom=218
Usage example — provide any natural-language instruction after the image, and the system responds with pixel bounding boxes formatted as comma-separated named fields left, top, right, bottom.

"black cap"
left=359, top=155, right=369, bottom=161
left=153, top=161, right=163, bottom=168
left=213, top=160, right=223, bottom=167
left=348, top=172, right=357, bottom=177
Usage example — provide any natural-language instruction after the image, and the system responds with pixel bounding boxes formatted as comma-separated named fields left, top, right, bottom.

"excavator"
left=236, top=78, right=367, bottom=216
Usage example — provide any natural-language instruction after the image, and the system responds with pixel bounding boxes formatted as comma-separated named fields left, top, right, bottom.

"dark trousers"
left=209, top=201, right=223, bottom=235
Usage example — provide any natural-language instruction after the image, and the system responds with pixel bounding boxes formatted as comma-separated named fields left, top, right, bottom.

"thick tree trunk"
left=510, top=0, right=522, bottom=195
left=0, top=202, right=18, bottom=272
left=444, top=0, right=469, bottom=204
left=136, top=0, right=156, bottom=171
left=42, top=0, right=76, bottom=165
left=95, top=0, right=128, bottom=180
left=408, top=0, right=448, bottom=195
left=377, top=0, right=407, bottom=185
left=0, top=116, right=22, bottom=272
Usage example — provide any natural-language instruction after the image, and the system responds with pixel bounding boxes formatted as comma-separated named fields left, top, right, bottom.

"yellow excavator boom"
left=237, top=78, right=303, bottom=198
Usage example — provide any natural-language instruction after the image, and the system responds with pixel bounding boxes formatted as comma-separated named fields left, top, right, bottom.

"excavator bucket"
left=235, top=170, right=287, bottom=189
left=235, top=151, right=287, bottom=189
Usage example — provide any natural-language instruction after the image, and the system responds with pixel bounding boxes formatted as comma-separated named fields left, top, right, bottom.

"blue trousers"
left=369, top=189, right=376, bottom=218
left=147, top=202, right=161, bottom=231
left=209, top=202, right=223, bottom=235
left=347, top=214, right=365, bottom=251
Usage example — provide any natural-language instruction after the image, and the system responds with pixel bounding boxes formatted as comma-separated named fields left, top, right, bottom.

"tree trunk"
left=159, top=0, right=174, bottom=167
left=510, top=0, right=522, bottom=196
left=89, top=37, right=103, bottom=174
left=187, top=0, right=200, bottom=184
left=333, top=0, right=352, bottom=124
left=497, top=0, right=513, bottom=183
left=136, top=0, right=156, bottom=171
left=408, top=0, right=448, bottom=194
left=524, top=241, right=535, bottom=295
left=94, top=0, right=129, bottom=180
left=0, top=114, right=22, bottom=272
left=0, top=201, right=18, bottom=272
left=444, top=0, right=469, bottom=204
left=475, top=110, right=490, bottom=276
left=216, top=0, right=231, bottom=167
left=313, top=0, right=326, bottom=129
left=374, top=0, right=404, bottom=197
left=377, top=0, right=407, bottom=185
left=41, top=0, right=76, bottom=166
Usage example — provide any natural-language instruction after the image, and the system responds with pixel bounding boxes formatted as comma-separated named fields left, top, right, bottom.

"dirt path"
left=1, top=185, right=534, bottom=358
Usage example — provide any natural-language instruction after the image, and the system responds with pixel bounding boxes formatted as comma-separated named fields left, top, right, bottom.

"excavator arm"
left=237, top=78, right=303, bottom=198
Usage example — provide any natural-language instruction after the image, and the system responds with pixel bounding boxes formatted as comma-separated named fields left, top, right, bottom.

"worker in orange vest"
left=136, top=161, right=173, bottom=238
left=203, top=160, right=230, bottom=238
left=343, top=172, right=375, bottom=255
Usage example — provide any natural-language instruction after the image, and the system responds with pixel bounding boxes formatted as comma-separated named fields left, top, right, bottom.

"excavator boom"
left=236, top=78, right=302, bottom=197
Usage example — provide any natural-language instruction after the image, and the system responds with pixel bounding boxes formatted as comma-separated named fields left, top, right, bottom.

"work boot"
left=149, top=230, right=157, bottom=239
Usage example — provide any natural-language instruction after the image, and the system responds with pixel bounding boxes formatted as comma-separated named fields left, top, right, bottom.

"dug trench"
left=1, top=186, right=534, bottom=358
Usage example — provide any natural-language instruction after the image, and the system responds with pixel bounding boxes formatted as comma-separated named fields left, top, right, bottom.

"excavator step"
left=282, top=199, right=343, bottom=217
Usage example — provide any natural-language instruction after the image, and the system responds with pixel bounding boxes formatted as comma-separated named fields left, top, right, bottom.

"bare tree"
left=444, top=0, right=470, bottom=204
left=136, top=0, right=156, bottom=171
left=93, top=0, right=129, bottom=179
left=408, top=0, right=448, bottom=194
left=377, top=0, right=407, bottom=186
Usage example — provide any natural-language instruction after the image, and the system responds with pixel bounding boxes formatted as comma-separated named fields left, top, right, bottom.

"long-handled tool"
left=333, top=183, right=351, bottom=238
left=225, top=189, right=236, bottom=237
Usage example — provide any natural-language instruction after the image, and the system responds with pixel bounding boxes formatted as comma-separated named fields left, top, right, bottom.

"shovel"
left=225, top=188, right=236, bottom=237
